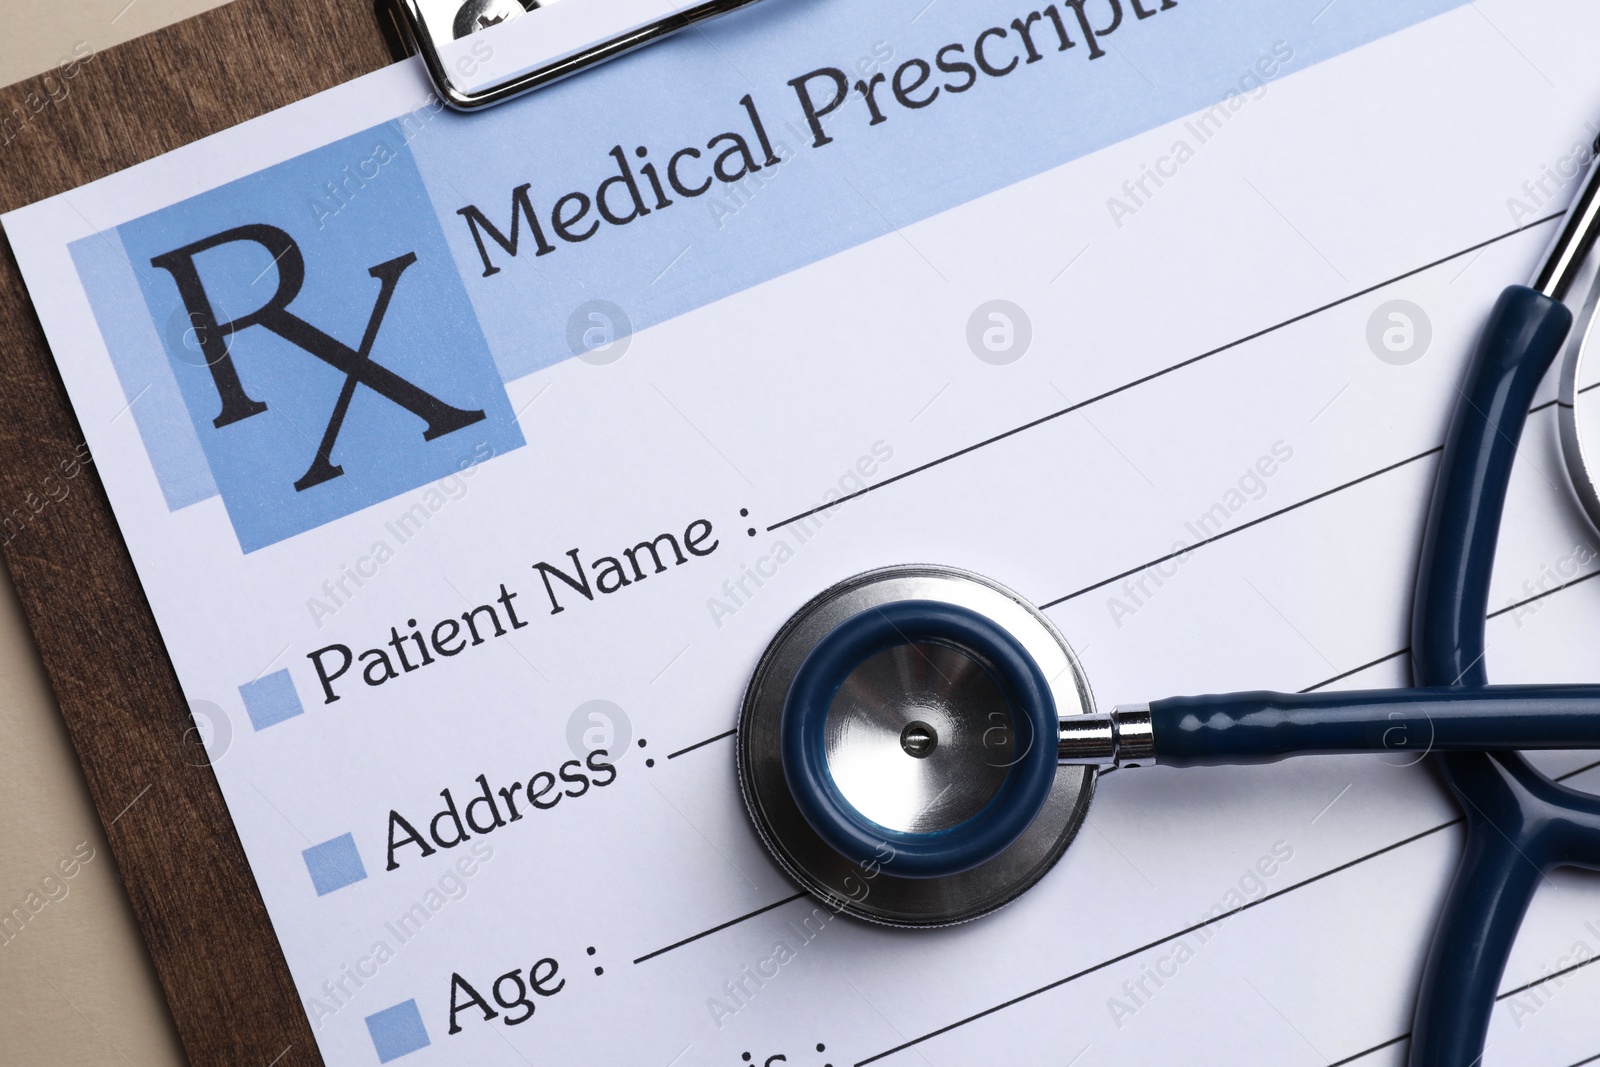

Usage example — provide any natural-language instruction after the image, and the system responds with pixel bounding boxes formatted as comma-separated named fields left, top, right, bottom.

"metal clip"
left=376, top=0, right=768, bottom=111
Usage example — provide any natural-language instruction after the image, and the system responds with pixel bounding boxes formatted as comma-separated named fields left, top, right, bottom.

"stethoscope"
left=737, top=134, right=1600, bottom=1065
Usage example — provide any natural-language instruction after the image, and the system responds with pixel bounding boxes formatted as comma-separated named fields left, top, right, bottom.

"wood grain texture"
left=0, top=2, right=394, bottom=1063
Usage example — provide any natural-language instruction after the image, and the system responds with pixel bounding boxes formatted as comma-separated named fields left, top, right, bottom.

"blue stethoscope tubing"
left=1134, top=276, right=1600, bottom=1056
left=1407, top=286, right=1600, bottom=1063
left=769, top=288, right=1600, bottom=1059
left=756, top=145, right=1600, bottom=1064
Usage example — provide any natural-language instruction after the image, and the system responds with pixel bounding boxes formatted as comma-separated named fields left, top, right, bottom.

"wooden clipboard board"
left=0, top=4, right=397, bottom=1062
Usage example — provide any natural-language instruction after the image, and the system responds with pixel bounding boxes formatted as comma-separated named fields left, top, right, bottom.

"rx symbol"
left=150, top=224, right=486, bottom=491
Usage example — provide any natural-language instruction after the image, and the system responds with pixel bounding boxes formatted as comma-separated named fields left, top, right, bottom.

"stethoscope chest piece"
left=738, top=565, right=1096, bottom=927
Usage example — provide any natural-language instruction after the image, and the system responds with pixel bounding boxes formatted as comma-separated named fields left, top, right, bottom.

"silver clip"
left=377, top=0, right=768, bottom=111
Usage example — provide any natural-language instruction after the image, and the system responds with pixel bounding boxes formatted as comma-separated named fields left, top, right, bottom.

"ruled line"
left=644, top=571, right=1600, bottom=1053
left=851, top=756, right=1600, bottom=1066
left=667, top=729, right=736, bottom=760
left=1301, top=649, right=1411, bottom=692
left=1040, top=445, right=1442, bottom=608
left=666, top=410, right=1600, bottom=769
left=1325, top=1032, right=1407, bottom=1067
left=1297, top=559, right=1600, bottom=694
left=766, top=213, right=1561, bottom=534
left=853, top=821, right=1461, bottom=1066
left=1288, top=851, right=1600, bottom=1066
left=633, top=892, right=806, bottom=964
left=651, top=213, right=1600, bottom=1034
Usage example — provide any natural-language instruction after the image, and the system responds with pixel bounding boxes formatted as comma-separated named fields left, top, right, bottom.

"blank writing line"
left=853, top=757, right=1600, bottom=1066
left=642, top=638, right=1600, bottom=1052
left=1042, top=384, right=1597, bottom=613
left=854, top=821, right=1459, bottom=1065
left=767, top=214, right=1559, bottom=534
left=665, top=410, right=1600, bottom=776
left=667, top=422, right=1598, bottom=760
left=667, top=729, right=736, bottom=760
left=1297, top=556, right=1600, bottom=694
left=634, top=892, right=805, bottom=964
left=1040, top=446, right=1441, bottom=608
left=1490, top=566, right=1600, bottom=621
left=1305, top=832, right=1600, bottom=1066
left=1498, top=943, right=1600, bottom=1001
left=1327, top=1033, right=1407, bottom=1067
left=675, top=222, right=1588, bottom=773
left=1301, top=649, right=1411, bottom=693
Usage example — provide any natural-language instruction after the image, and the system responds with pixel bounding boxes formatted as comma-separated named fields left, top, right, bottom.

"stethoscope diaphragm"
left=736, top=564, right=1096, bottom=927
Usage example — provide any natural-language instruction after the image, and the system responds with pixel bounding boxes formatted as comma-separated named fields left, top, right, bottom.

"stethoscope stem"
left=1533, top=133, right=1600, bottom=300
left=1059, top=685, right=1600, bottom=769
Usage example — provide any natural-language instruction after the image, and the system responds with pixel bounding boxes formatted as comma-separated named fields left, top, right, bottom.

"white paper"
left=8, top=1, right=1600, bottom=1064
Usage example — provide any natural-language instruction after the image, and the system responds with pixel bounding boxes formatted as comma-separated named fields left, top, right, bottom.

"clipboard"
left=13, top=4, right=1600, bottom=1065
left=0, top=1, right=395, bottom=1061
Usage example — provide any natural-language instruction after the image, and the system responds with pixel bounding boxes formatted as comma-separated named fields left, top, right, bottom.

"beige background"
left=0, top=0, right=233, bottom=1063
left=0, top=0, right=230, bottom=85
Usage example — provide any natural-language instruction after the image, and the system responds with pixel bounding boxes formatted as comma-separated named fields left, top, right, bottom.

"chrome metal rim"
left=1559, top=272, right=1600, bottom=537
left=736, top=565, right=1097, bottom=927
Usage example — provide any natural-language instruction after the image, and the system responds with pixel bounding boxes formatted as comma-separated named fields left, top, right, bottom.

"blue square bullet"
left=302, top=833, right=367, bottom=896
left=366, top=999, right=430, bottom=1062
left=239, top=669, right=304, bottom=731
